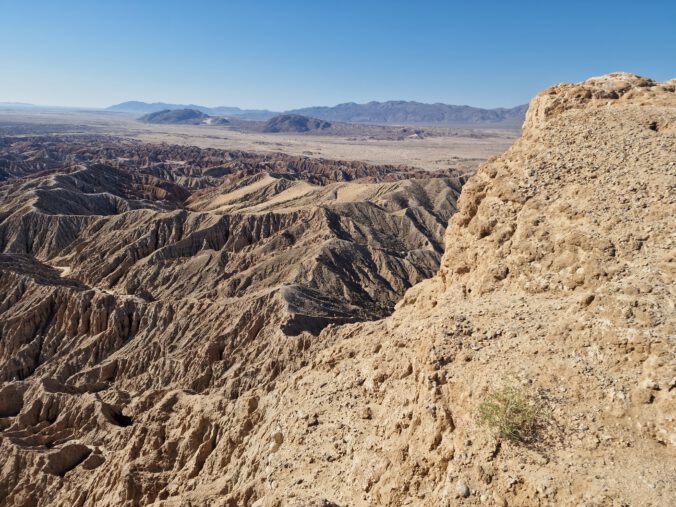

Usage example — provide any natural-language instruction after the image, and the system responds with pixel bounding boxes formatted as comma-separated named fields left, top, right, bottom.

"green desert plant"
left=477, top=385, right=546, bottom=444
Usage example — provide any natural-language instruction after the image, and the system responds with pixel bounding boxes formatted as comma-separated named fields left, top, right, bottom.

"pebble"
left=456, top=480, right=470, bottom=498
left=270, top=431, right=284, bottom=452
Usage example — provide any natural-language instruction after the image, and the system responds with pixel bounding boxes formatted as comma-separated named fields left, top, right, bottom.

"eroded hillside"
left=0, top=73, right=674, bottom=506
left=0, top=135, right=466, bottom=506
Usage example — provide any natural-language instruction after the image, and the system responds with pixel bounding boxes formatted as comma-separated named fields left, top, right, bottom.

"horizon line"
left=0, top=98, right=530, bottom=112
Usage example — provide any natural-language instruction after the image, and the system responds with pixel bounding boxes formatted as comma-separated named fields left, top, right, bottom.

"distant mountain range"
left=0, top=102, right=37, bottom=109
left=107, top=101, right=275, bottom=119
left=1, top=100, right=526, bottom=126
left=0, top=102, right=63, bottom=111
left=106, top=100, right=527, bottom=126
left=290, top=101, right=528, bottom=126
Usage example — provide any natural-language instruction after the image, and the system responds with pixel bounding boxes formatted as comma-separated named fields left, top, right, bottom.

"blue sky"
left=1, top=0, right=674, bottom=109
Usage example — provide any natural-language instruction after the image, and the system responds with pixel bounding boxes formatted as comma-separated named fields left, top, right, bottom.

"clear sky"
left=1, top=0, right=674, bottom=110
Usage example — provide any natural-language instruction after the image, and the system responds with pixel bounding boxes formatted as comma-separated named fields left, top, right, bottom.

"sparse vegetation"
left=477, top=385, right=546, bottom=444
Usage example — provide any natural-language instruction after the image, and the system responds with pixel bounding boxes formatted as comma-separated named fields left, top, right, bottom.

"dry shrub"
left=477, top=385, right=548, bottom=444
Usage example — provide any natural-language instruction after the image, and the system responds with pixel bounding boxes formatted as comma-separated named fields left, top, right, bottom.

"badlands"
left=0, top=73, right=674, bottom=506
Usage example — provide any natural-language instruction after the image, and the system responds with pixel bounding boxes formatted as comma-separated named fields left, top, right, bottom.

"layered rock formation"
left=1, top=73, right=674, bottom=506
